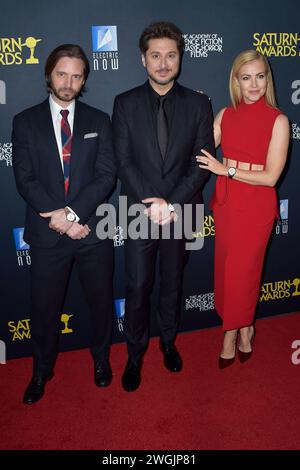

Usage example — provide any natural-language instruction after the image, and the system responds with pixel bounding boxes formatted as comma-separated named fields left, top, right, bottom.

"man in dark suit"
left=112, top=22, right=214, bottom=392
left=12, top=44, right=116, bottom=404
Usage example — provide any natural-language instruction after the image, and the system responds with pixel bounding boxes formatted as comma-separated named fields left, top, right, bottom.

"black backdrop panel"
left=0, top=0, right=299, bottom=359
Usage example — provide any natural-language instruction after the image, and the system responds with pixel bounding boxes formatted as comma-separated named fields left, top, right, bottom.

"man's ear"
left=141, top=54, right=146, bottom=68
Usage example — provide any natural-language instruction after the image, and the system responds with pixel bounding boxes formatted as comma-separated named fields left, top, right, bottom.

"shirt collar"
left=49, top=93, right=76, bottom=119
left=147, top=80, right=177, bottom=106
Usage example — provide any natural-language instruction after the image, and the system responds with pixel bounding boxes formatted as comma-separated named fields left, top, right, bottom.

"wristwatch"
left=167, top=202, right=175, bottom=213
left=227, top=167, right=237, bottom=179
left=64, top=207, right=76, bottom=222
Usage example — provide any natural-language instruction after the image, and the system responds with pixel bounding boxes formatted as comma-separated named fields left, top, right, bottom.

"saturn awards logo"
left=7, top=315, right=74, bottom=341
left=253, top=33, right=300, bottom=57
left=0, top=36, right=41, bottom=65
left=91, top=26, right=119, bottom=71
left=193, top=214, right=215, bottom=238
left=8, top=319, right=31, bottom=341
left=260, top=277, right=300, bottom=302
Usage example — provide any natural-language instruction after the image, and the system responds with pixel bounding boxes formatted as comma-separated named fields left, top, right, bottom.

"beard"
left=50, top=85, right=81, bottom=103
left=147, top=69, right=179, bottom=86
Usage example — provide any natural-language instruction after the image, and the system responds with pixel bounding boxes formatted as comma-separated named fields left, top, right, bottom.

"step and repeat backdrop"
left=1, top=0, right=299, bottom=360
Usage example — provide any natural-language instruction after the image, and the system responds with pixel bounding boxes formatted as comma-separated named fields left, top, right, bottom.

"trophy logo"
left=61, top=314, right=73, bottom=334
left=22, top=36, right=42, bottom=64
left=292, top=278, right=300, bottom=297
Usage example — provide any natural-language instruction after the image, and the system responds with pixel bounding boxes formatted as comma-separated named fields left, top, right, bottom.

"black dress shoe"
left=23, top=374, right=53, bottom=405
left=160, top=342, right=183, bottom=372
left=94, top=360, right=112, bottom=387
left=122, top=359, right=141, bottom=392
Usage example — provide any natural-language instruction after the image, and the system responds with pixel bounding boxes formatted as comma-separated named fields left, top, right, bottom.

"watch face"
left=67, top=212, right=75, bottom=222
left=228, top=167, right=236, bottom=177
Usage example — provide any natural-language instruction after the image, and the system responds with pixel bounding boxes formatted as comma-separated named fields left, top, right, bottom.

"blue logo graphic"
left=114, top=298, right=125, bottom=319
left=280, top=199, right=288, bottom=220
left=13, top=227, right=30, bottom=250
left=92, top=26, right=118, bottom=52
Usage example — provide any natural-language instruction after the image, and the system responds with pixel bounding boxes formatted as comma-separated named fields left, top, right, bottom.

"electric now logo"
left=92, top=26, right=118, bottom=52
left=13, top=227, right=31, bottom=267
left=91, top=26, right=119, bottom=72
left=114, top=298, right=125, bottom=332
left=13, top=227, right=29, bottom=250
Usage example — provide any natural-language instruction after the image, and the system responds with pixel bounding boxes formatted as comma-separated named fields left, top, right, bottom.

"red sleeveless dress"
left=211, top=97, right=281, bottom=330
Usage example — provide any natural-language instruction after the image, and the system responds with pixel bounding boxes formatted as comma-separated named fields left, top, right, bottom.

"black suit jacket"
left=12, top=99, right=116, bottom=247
left=112, top=81, right=214, bottom=208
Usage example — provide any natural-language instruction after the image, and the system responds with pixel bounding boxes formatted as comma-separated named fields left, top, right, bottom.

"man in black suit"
left=12, top=44, right=116, bottom=404
left=113, top=22, right=214, bottom=392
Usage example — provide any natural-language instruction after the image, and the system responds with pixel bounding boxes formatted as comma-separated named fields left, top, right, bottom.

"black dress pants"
left=30, top=236, right=114, bottom=377
left=124, top=231, right=186, bottom=362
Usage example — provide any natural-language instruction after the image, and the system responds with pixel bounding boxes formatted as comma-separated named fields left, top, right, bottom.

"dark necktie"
left=157, top=96, right=168, bottom=159
left=60, top=109, right=72, bottom=195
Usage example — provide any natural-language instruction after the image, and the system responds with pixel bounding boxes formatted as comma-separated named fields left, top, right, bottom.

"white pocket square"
left=84, top=132, right=98, bottom=139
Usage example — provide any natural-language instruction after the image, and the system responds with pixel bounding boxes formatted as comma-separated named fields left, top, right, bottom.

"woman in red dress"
left=196, top=50, right=289, bottom=368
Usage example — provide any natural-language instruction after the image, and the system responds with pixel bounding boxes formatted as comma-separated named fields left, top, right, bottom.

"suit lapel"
left=140, top=81, right=183, bottom=166
left=163, top=84, right=185, bottom=166
left=164, top=88, right=177, bottom=162
left=69, top=100, right=84, bottom=183
left=36, top=99, right=64, bottom=180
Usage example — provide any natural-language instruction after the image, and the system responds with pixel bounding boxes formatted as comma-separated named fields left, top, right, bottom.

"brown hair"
left=45, top=44, right=90, bottom=93
left=139, top=21, right=184, bottom=57
left=229, top=49, right=277, bottom=109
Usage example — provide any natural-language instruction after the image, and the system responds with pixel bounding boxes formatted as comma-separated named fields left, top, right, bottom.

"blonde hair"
left=229, top=49, right=277, bottom=109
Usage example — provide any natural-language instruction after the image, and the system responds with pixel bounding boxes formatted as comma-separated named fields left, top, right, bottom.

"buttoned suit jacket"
left=12, top=99, right=116, bottom=247
left=112, top=82, right=215, bottom=212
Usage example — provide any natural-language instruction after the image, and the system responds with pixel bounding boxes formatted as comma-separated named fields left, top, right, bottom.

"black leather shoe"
left=160, top=342, right=183, bottom=372
left=122, top=359, right=142, bottom=392
left=23, top=374, right=53, bottom=405
left=94, top=360, right=112, bottom=387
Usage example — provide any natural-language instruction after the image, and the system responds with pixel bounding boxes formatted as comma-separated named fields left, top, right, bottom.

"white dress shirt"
left=49, top=94, right=79, bottom=221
